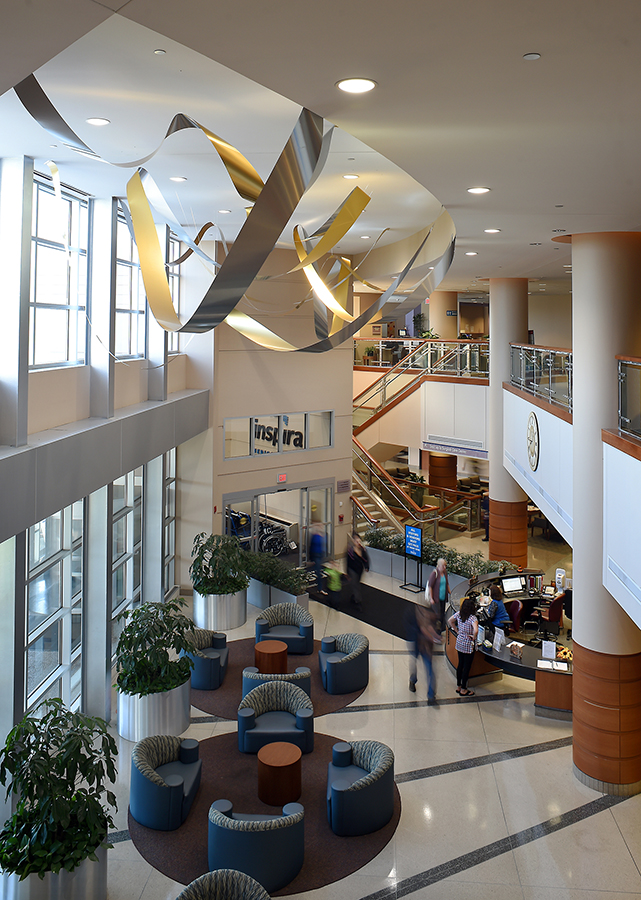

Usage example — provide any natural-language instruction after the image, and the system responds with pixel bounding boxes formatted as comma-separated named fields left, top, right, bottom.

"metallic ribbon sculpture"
left=14, top=73, right=455, bottom=352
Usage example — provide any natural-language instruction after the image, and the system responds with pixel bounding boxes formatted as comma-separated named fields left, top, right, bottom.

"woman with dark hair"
left=448, top=597, right=479, bottom=696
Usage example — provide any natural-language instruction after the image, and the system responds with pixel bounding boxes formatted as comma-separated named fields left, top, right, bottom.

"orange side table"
left=255, top=639, right=288, bottom=674
left=257, top=741, right=302, bottom=805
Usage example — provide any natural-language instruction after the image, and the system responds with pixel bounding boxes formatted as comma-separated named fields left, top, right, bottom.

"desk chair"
left=529, top=593, right=564, bottom=640
left=504, top=599, right=523, bottom=634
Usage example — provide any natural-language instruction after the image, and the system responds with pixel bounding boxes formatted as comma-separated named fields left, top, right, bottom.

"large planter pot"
left=270, top=588, right=309, bottom=610
left=117, top=679, right=190, bottom=742
left=0, top=844, right=107, bottom=900
left=193, top=589, right=247, bottom=630
left=247, top=578, right=271, bottom=610
left=367, top=547, right=393, bottom=577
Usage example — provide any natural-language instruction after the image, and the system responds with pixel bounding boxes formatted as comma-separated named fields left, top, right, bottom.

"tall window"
left=111, top=467, right=143, bottom=656
left=29, top=177, right=88, bottom=368
left=25, top=502, right=84, bottom=712
left=163, top=448, right=177, bottom=597
left=115, top=217, right=146, bottom=358
left=167, top=234, right=181, bottom=353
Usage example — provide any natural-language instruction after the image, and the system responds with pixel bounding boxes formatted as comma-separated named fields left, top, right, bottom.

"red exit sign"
left=277, top=473, right=287, bottom=483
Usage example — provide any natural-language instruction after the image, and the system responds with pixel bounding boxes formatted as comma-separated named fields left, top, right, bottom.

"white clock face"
left=527, top=411, right=539, bottom=471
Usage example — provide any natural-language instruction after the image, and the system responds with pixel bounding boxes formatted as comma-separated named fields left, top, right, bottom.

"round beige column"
left=428, top=291, right=458, bottom=339
left=571, top=232, right=641, bottom=793
left=488, top=278, right=529, bottom=567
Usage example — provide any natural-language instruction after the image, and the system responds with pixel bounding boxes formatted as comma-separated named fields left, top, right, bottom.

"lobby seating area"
left=255, top=603, right=314, bottom=654
left=129, top=736, right=202, bottom=832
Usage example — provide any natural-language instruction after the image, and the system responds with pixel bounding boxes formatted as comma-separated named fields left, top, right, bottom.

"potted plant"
left=243, top=549, right=276, bottom=609
left=242, top=550, right=310, bottom=608
left=115, top=597, right=196, bottom=741
left=405, top=471, right=426, bottom=505
left=266, top=557, right=310, bottom=607
left=190, top=533, right=250, bottom=630
left=0, top=699, right=117, bottom=900
left=363, top=345, right=376, bottom=362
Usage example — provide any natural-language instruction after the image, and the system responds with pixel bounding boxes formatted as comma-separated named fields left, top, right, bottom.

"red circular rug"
left=190, top=638, right=365, bottom=719
left=128, top=731, right=401, bottom=895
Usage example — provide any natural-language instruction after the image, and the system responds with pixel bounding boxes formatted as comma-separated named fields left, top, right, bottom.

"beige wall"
left=176, top=246, right=354, bottom=586
left=528, top=294, right=572, bottom=348
left=428, top=291, right=458, bottom=339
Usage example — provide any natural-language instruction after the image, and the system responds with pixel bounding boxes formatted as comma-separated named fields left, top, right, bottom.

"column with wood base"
left=428, top=452, right=457, bottom=489
left=572, top=643, right=641, bottom=793
left=488, top=498, right=528, bottom=568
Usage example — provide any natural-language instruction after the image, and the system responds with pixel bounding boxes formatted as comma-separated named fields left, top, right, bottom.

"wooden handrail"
left=351, top=495, right=378, bottom=524
left=352, top=437, right=439, bottom=516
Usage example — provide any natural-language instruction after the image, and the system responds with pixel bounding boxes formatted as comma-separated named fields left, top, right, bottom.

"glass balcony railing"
left=509, top=344, right=572, bottom=411
left=619, top=357, right=641, bottom=439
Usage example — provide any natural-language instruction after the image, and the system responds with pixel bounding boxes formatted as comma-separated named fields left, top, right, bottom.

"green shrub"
left=190, top=533, right=249, bottom=595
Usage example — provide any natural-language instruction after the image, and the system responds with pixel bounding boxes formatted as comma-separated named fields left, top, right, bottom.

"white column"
left=89, top=198, right=117, bottom=419
left=83, top=486, right=111, bottom=721
left=572, top=233, right=641, bottom=654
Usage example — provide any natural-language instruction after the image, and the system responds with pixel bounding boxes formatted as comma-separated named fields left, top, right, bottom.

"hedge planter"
left=118, top=680, right=190, bottom=742
left=270, top=587, right=309, bottom=610
left=193, top=589, right=247, bottom=630
left=0, top=845, right=107, bottom=900
left=247, top=578, right=271, bottom=610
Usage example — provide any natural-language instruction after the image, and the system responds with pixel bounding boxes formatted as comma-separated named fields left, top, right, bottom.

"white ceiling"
left=4, top=0, right=641, bottom=299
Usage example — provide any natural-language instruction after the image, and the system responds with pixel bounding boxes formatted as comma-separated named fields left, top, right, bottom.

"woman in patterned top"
left=448, top=597, right=478, bottom=696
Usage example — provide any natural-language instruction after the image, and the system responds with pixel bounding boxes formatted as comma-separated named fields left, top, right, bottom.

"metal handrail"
left=509, top=343, right=573, bottom=412
left=351, top=494, right=378, bottom=525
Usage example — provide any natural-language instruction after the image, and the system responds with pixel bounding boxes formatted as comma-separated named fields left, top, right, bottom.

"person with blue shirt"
left=488, top=584, right=512, bottom=632
left=427, top=558, right=450, bottom=634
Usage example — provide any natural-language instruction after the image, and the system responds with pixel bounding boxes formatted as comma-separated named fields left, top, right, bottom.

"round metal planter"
left=193, top=589, right=247, bottom=630
left=0, top=844, right=107, bottom=900
left=117, top=678, right=190, bottom=742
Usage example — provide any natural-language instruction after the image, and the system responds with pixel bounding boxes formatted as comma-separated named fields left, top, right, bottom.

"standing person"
left=309, top=524, right=326, bottom=594
left=346, top=533, right=369, bottom=611
left=405, top=599, right=441, bottom=704
left=323, top=559, right=343, bottom=609
left=481, top=491, right=490, bottom=541
left=427, top=558, right=450, bottom=633
left=448, top=597, right=479, bottom=696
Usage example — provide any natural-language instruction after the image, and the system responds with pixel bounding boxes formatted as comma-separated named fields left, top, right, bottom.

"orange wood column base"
left=488, top=498, right=528, bottom=568
left=573, top=642, right=641, bottom=789
left=428, top=452, right=457, bottom=489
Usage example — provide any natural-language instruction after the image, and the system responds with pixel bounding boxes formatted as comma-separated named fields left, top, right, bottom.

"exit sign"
left=446, top=310, right=457, bottom=316
left=277, top=473, right=287, bottom=483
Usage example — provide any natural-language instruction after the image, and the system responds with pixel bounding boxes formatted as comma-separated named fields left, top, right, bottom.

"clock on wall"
left=526, top=411, right=539, bottom=471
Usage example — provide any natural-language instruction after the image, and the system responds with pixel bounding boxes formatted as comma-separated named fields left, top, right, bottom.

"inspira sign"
left=254, top=419, right=304, bottom=452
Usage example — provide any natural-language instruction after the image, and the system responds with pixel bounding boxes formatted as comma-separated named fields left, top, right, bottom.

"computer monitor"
left=543, top=585, right=556, bottom=597
left=502, top=575, right=524, bottom=595
left=477, top=624, right=485, bottom=647
left=398, top=328, right=408, bottom=337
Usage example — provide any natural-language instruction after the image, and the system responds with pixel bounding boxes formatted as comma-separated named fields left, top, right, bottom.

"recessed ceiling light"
left=465, top=251, right=478, bottom=256
left=360, top=235, right=370, bottom=240
left=563, top=264, right=572, bottom=268
left=552, top=228, right=566, bottom=233
left=530, top=242, right=542, bottom=246
left=468, top=186, right=490, bottom=194
left=484, top=228, right=501, bottom=234
left=170, top=176, right=187, bottom=182
left=218, top=209, right=231, bottom=214
left=343, top=174, right=359, bottom=180
left=154, top=49, right=166, bottom=55
left=347, top=157, right=355, bottom=161
left=86, top=117, right=110, bottom=126
left=523, top=52, right=541, bottom=60
left=555, top=204, right=564, bottom=208
left=50, top=144, right=57, bottom=148
left=336, top=78, right=377, bottom=94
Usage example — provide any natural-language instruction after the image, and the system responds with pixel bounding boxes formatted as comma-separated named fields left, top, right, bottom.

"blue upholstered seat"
left=255, top=603, right=313, bottom=655
left=208, top=800, right=304, bottom=893
left=130, top=736, right=202, bottom=831
left=237, top=681, right=314, bottom=753
left=175, top=869, right=270, bottom=900
left=241, top=666, right=312, bottom=698
left=183, top=629, right=229, bottom=691
left=326, top=740, right=395, bottom=836
left=318, top=633, right=369, bottom=694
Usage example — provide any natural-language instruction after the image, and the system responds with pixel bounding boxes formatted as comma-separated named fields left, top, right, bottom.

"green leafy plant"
left=190, top=533, right=250, bottom=596
left=115, top=597, right=196, bottom=696
left=242, top=549, right=308, bottom=595
left=0, top=699, right=117, bottom=881
left=405, top=472, right=426, bottom=484
left=363, top=345, right=376, bottom=356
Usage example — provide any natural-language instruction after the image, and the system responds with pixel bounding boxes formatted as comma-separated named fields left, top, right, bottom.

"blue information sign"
left=405, top=524, right=422, bottom=558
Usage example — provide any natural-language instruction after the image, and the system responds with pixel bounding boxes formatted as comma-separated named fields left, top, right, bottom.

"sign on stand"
left=401, top=525, right=423, bottom=592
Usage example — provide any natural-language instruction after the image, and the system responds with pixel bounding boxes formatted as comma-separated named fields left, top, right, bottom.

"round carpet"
left=128, top=731, right=401, bottom=895
left=190, top=638, right=365, bottom=719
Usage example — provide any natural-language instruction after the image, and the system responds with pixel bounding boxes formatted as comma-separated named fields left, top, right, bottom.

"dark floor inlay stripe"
left=190, top=715, right=225, bottom=723
left=397, top=736, right=573, bottom=783
left=359, top=794, right=626, bottom=900
left=109, top=829, right=131, bottom=843
left=370, top=649, right=445, bottom=655
left=333, top=691, right=535, bottom=714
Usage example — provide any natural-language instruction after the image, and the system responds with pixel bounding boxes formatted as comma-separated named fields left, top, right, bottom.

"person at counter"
left=486, top=584, right=512, bottom=633
left=427, top=558, right=450, bottom=634
left=448, top=597, right=479, bottom=697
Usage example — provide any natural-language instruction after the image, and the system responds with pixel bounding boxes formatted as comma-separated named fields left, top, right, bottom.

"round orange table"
left=257, top=741, right=302, bottom=805
left=254, top=639, right=288, bottom=674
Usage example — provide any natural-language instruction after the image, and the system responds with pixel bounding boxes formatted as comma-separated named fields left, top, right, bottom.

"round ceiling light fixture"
left=465, top=251, right=478, bottom=256
left=523, top=52, right=541, bottom=60
left=154, top=49, right=166, bottom=55
left=468, top=186, right=490, bottom=194
left=336, top=78, right=377, bottom=93
left=484, top=228, right=501, bottom=234
left=360, top=235, right=370, bottom=240
left=218, top=209, right=231, bottom=214
left=170, top=176, right=187, bottom=182
left=86, top=117, right=110, bottom=126
left=343, top=174, right=359, bottom=180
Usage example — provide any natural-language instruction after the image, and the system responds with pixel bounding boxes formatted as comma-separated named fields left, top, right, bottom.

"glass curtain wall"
left=115, top=216, right=147, bottom=358
left=163, top=448, right=177, bottom=597
left=111, top=467, right=143, bottom=657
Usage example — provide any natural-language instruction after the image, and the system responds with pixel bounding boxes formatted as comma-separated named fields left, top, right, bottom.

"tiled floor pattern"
left=106, top=565, right=641, bottom=900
